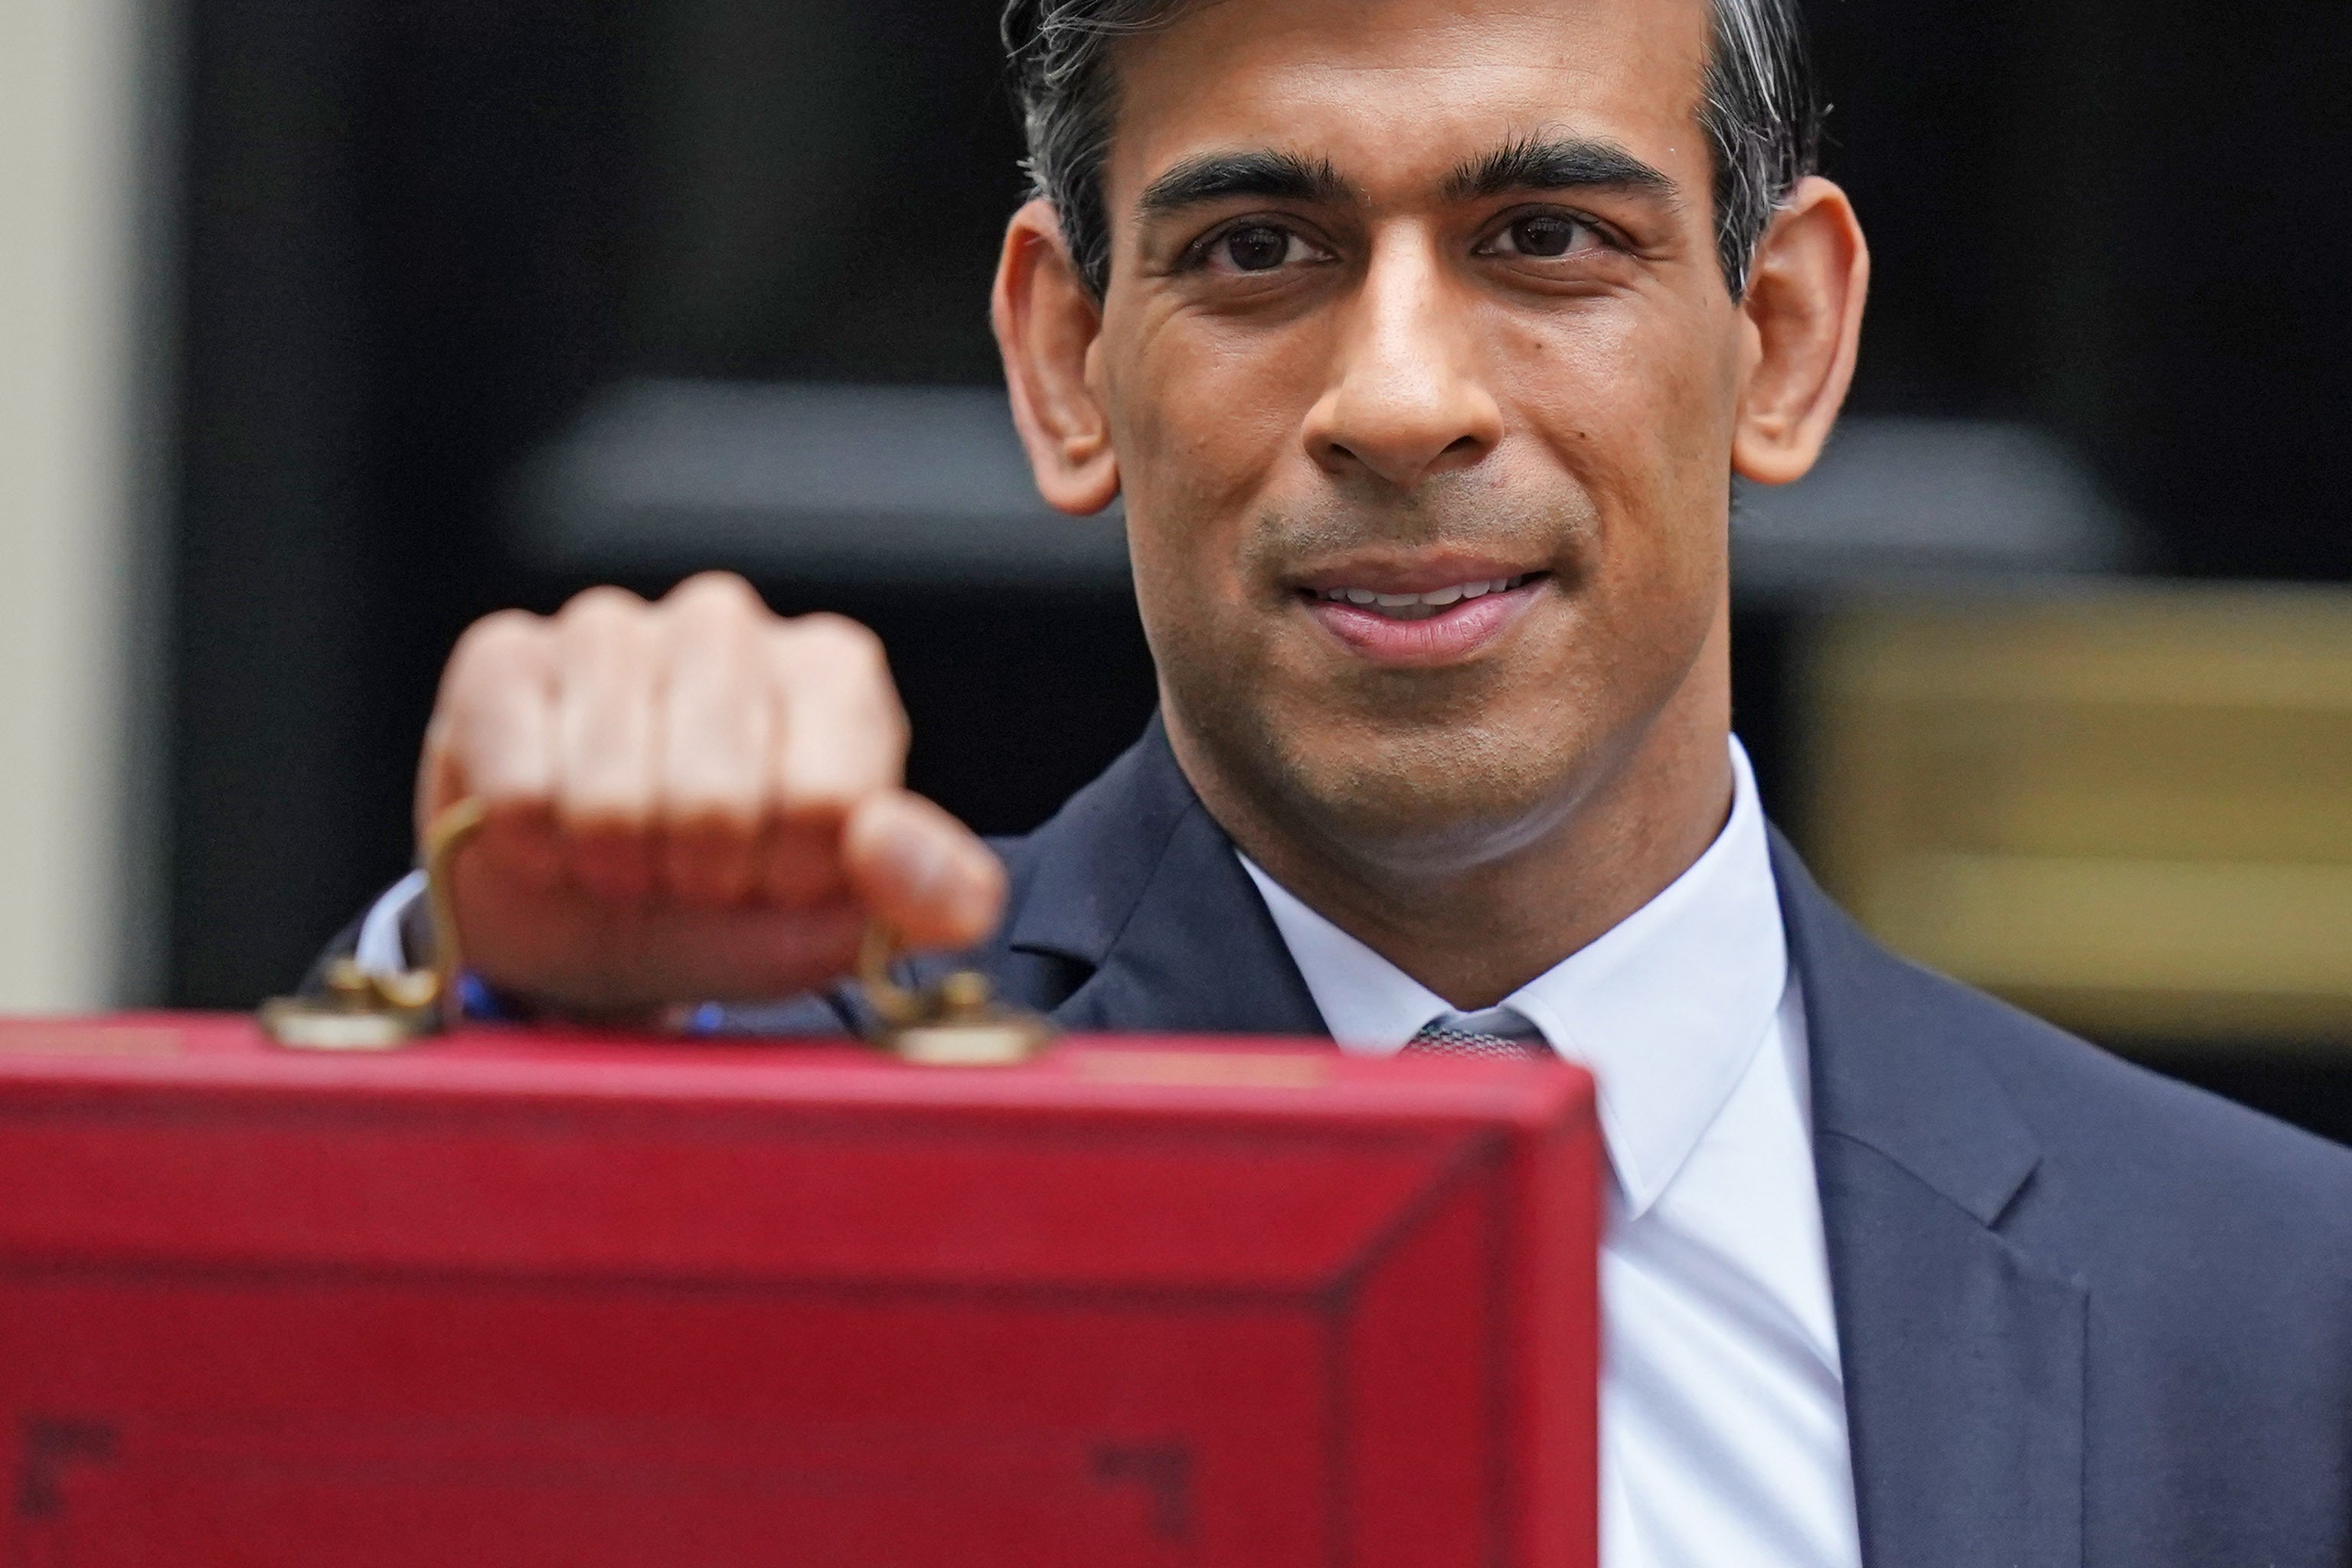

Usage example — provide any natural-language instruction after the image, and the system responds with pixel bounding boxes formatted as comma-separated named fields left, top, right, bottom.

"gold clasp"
left=858, top=924, right=1054, bottom=1067
left=258, top=799, right=487, bottom=1051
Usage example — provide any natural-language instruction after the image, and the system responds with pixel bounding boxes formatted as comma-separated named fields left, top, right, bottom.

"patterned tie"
left=1401, top=1021, right=1553, bottom=1060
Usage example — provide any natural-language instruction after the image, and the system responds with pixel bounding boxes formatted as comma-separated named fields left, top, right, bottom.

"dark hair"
left=1002, top=0, right=1823, bottom=300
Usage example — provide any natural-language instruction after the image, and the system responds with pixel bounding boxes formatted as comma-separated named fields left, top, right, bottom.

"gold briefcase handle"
left=258, top=799, right=486, bottom=1051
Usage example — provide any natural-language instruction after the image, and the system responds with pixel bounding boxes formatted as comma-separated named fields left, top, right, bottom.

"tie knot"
left=1402, top=1021, right=1551, bottom=1061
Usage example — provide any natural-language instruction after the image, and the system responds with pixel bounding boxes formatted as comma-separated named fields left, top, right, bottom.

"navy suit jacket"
left=342, top=718, right=2352, bottom=1563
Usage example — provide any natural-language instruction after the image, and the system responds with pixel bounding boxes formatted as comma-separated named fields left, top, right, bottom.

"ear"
left=992, top=198, right=1122, bottom=514
left=1730, top=176, right=1870, bottom=487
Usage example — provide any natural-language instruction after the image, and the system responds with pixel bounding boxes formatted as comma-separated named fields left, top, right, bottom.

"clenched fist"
left=416, top=573, right=1006, bottom=1017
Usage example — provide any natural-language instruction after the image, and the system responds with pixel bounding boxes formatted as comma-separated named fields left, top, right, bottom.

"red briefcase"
left=0, top=1015, right=1600, bottom=1567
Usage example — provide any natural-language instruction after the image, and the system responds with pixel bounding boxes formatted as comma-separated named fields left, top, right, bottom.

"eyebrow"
left=1132, top=136, right=1681, bottom=224
left=1135, top=150, right=1355, bottom=218
left=1442, top=135, right=1681, bottom=204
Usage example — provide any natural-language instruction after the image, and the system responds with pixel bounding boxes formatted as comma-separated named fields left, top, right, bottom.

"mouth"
left=1305, top=573, right=1540, bottom=622
left=1294, top=570, right=1550, bottom=668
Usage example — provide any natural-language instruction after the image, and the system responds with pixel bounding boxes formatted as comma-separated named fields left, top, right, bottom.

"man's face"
left=1090, top=0, right=1746, bottom=875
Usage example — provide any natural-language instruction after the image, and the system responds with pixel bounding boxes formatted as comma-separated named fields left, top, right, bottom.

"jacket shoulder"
left=1862, top=948, right=2352, bottom=1309
left=1772, top=828, right=2352, bottom=1341
left=1916, top=959, right=2352, bottom=1207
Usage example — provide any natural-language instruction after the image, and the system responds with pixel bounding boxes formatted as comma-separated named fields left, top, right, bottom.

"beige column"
left=0, top=0, right=148, bottom=1010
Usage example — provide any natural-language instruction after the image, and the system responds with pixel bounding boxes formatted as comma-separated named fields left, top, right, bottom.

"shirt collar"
left=1240, top=738, right=1789, bottom=1217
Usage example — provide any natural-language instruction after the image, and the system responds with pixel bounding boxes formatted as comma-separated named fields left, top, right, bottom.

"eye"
left=1484, top=214, right=1602, bottom=260
left=1208, top=223, right=1313, bottom=274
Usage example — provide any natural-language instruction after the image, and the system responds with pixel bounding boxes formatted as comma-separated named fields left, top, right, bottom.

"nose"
left=1303, top=226, right=1504, bottom=489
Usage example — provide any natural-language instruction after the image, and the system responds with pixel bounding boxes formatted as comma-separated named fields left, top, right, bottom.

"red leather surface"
left=0, top=1014, right=1601, bottom=1566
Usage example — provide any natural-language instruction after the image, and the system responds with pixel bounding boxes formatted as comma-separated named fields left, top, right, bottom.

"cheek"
left=1117, top=314, right=1318, bottom=492
left=1103, top=306, right=1326, bottom=606
left=1495, top=303, right=1738, bottom=580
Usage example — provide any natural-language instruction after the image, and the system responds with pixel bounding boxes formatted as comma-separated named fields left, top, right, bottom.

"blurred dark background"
left=168, top=0, right=2352, bottom=1134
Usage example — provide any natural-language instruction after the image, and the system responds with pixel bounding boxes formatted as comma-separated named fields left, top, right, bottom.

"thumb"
left=841, top=791, right=1008, bottom=951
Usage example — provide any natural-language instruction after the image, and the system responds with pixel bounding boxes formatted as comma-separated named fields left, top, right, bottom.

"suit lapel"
left=1001, top=717, right=1326, bottom=1036
left=1774, top=834, right=2086, bottom=1568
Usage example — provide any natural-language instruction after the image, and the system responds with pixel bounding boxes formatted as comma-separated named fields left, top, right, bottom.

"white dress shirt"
left=1240, top=740, right=1862, bottom=1568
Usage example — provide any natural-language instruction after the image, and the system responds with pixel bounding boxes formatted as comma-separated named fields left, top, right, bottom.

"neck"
left=1173, top=617, right=1737, bottom=1011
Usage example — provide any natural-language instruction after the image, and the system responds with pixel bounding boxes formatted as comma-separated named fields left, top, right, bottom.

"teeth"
left=1319, top=575, right=1527, bottom=612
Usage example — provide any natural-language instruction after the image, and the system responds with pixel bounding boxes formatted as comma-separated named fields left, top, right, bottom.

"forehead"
left=1106, top=0, right=1716, bottom=202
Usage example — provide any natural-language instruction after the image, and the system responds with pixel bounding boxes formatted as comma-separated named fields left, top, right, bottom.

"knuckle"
left=788, top=612, right=890, bottom=678
left=557, top=584, right=649, bottom=630
left=447, top=609, right=546, bottom=681
left=668, top=571, right=767, bottom=618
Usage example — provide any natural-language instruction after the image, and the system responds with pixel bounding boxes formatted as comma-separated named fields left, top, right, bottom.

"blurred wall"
left=0, top=0, right=163, bottom=1011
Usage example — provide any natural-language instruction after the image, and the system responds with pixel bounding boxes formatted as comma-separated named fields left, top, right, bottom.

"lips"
left=1310, top=574, right=1535, bottom=622
left=1297, top=571, right=1547, bottom=668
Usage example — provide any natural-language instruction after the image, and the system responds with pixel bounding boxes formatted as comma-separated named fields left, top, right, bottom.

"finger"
left=656, top=574, right=772, bottom=906
left=452, top=880, right=871, bottom=1011
left=756, top=817, right=850, bottom=907
left=760, top=613, right=909, bottom=906
left=553, top=586, right=661, bottom=902
left=593, top=901, right=871, bottom=1004
left=766, top=614, right=910, bottom=815
left=424, top=610, right=560, bottom=887
left=429, top=610, right=556, bottom=811
left=842, top=791, right=1006, bottom=951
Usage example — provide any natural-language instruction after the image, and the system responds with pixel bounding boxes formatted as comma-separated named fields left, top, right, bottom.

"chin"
left=1236, top=696, right=1599, bottom=877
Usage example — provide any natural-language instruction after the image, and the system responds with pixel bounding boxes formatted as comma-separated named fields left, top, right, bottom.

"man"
left=335, top=0, right=2352, bottom=1561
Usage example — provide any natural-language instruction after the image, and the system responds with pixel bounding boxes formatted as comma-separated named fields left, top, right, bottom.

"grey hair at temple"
left=1001, top=0, right=1824, bottom=302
